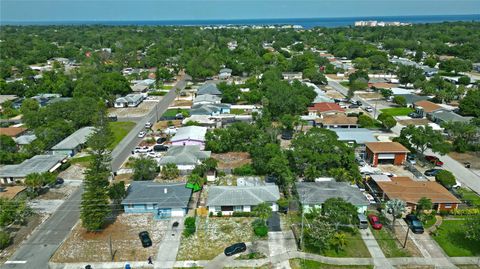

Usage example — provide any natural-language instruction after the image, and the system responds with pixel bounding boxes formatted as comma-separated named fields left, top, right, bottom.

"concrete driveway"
left=155, top=217, right=184, bottom=269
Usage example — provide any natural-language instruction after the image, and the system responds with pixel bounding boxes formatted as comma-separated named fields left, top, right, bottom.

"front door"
left=157, top=208, right=172, bottom=219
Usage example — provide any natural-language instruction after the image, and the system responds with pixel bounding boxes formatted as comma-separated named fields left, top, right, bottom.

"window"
left=444, top=203, right=452, bottom=209
left=127, top=204, right=134, bottom=208
left=233, top=206, right=243, bottom=212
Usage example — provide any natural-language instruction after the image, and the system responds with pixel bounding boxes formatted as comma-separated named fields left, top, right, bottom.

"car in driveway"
left=363, top=193, right=376, bottom=204
left=153, top=144, right=169, bottom=152
left=425, top=155, right=444, bottom=166
left=405, top=214, right=424, bottom=234
left=407, top=154, right=416, bottom=165
left=138, top=131, right=147, bottom=138
left=156, top=137, right=167, bottom=144
left=424, top=169, right=443, bottom=177
left=224, top=242, right=247, bottom=256
left=164, top=126, right=177, bottom=135
left=368, top=214, right=383, bottom=230
left=133, top=146, right=152, bottom=154
left=138, top=231, right=152, bottom=248
left=408, top=112, right=423, bottom=118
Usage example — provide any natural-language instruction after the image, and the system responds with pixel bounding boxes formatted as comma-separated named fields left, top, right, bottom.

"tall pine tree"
left=81, top=106, right=113, bottom=231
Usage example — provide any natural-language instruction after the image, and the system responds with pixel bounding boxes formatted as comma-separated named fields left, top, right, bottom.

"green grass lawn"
left=339, top=81, right=350, bottom=88
left=230, top=109, right=246, bottom=115
left=162, top=109, right=189, bottom=118
left=371, top=228, right=411, bottom=257
left=306, top=232, right=371, bottom=258
left=109, top=121, right=136, bottom=150
left=456, top=188, right=480, bottom=207
left=433, top=220, right=480, bottom=257
left=69, top=155, right=93, bottom=166
left=379, top=107, right=414, bottom=116
left=289, top=259, right=373, bottom=269
left=423, top=215, right=438, bottom=229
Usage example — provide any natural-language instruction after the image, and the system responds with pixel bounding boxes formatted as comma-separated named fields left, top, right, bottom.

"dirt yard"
left=449, top=151, right=480, bottom=170
left=153, top=120, right=182, bottom=131
left=211, top=152, right=252, bottom=170
left=356, top=92, right=383, bottom=99
left=51, top=214, right=168, bottom=263
left=176, top=217, right=257, bottom=260
left=109, top=98, right=161, bottom=118
left=173, top=99, right=193, bottom=107
left=325, top=90, right=345, bottom=99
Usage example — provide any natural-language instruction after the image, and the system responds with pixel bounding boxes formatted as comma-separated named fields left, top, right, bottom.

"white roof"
left=171, top=126, right=208, bottom=142
left=51, top=127, right=95, bottom=150
left=182, top=115, right=215, bottom=125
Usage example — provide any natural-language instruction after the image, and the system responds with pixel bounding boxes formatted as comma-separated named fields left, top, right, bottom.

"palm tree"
left=385, top=199, right=406, bottom=229
left=24, top=173, right=43, bottom=195
left=331, top=232, right=347, bottom=252
left=253, top=202, right=273, bottom=225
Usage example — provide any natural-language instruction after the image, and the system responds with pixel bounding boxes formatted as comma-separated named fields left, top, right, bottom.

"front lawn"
left=456, top=188, right=480, bottom=207
left=176, top=217, right=258, bottom=261
left=69, top=155, right=94, bottom=166
left=230, top=109, right=247, bottom=115
left=371, top=228, right=411, bottom=257
left=339, top=81, right=350, bottom=88
left=289, top=259, right=373, bottom=269
left=162, top=108, right=189, bottom=118
left=379, top=107, right=414, bottom=116
left=109, top=121, right=136, bottom=149
left=305, top=231, right=370, bottom=258
left=433, top=220, right=480, bottom=257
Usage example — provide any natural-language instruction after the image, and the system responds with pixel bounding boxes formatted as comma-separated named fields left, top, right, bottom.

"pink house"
left=170, top=126, right=208, bottom=149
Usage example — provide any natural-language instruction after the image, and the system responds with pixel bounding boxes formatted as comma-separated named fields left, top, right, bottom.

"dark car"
left=172, top=221, right=179, bottom=228
left=175, top=113, right=184, bottom=120
left=281, top=130, right=293, bottom=140
left=153, top=144, right=169, bottom=152
left=139, top=231, right=152, bottom=248
left=405, top=214, right=424, bottom=234
left=224, top=242, right=247, bottom=256
left=408, top=112, right=422, bottom=118
left=425, top=155, right=444, bottom=166
left=156, top=137, right=167, bottom=144
left=356, top=101, right=363, bottom=106
left=56, top=177, right=64, bottom=185
left=425, top=169, right=443, bottom=177
left=349, top=104, right=360, bottom=108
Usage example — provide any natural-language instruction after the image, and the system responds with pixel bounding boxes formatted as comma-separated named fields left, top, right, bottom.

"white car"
left=138, top=131, right=147, bottom=138
left=145, top=122, right=152, bottom=129
left=146, top=152, right=161, bottom=158
left=133, top=146, right=152, bottom=154
left=363, top=193, right=376, bottom=204
left=365, top=106, right=373, bottom=112
left=163, top=127, right=177, bottom=135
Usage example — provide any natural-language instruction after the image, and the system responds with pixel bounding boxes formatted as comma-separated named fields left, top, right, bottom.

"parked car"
left=408, top=112, right=423, bottom=118
left=368, top=214, right=383, bottom=230
left=138, top=231, right=152, bottom=248
left=358, top=214, right=368, bottom=229
left=424, top=169, right=443, bottom=176
left=156, top=137, right=167, bottom=144
left=55, top=177, right=64, bottom=185
left=153, top=144, right=169, bottom=152
left=145, top=122, right=152, bottom=129
left=349, top=104, right=360, bottom=108
left=281, top=130, right=293, bottom=140
left=407, top=154, right=416, bottom=165
left=356, top=156, right=366, bottom=166
left=138, top=131, right=146, bottom=138
left=356, top=101, right=363, bottom=106
left=364, top=106, right=373, bottom=112
left=164, top=126, right=177, bottom=135
left=425, top=155, right=444, bottom=166
left=146, top=152, right=160, bottom=158
left=175, top=113, right=184, bottom=120
left=405, top=214, right=424, bottom=234
left=133, top=146, right=152, bottom=154
left=363, top=193, right=376, bottom=204
left=224, top=242, right=247, bottom=256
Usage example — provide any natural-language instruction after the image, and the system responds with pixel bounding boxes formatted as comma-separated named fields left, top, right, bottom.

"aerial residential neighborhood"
left=1, top=5, right=480, bottom=269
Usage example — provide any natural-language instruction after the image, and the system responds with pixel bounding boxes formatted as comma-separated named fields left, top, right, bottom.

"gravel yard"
left=211, top=152, right=251, bottom=170
left=51, top=214, right=168, bottom=263
left=58, top=164, right=87, bottom=181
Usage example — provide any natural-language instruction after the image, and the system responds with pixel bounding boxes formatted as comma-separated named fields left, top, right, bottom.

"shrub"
left=183, top=217, right=196, bottom=237
left=148, top=91, right=167, bottom=96
left=232, top=164, right=255, bottom=176
left=0, top=231, right=11, bottom=250
left=438, top=210, right=451, bottom=216
left=209, top=212, right=214, bottom=217
left=216, top=211, right=223, bottom=217
left=435, top=170, right=456, bottom=189
left=232, top=211, right=253, bottom=217
left=252, top=218, right=268, bottom=237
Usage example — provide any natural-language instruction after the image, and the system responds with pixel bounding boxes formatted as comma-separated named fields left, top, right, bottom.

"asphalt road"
left=2, top=77, right=186, bottom=269
left=3, top=186, right=83, bottom=269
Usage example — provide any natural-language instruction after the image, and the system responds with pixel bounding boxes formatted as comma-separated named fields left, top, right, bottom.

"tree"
left=378, top=114, right=397, bottom=131
left=380, top=88, right=393, bottom=98
left=396, top=125, right=450, bottom=156
left=458, top=76, right=471, bottom=85
left=353, top=57, right=371, bottom=70
left=396, top=65, right=425, bottom=85
left=108, top=181, right=126, bottom=209
left=435, top=170, right=456, bottom=189
left=20, top=98, right=39, bottom=115
left=322, top=198, right=358, bottom=230
left=464, top=215, right=480, bottom=242
left=0, top=135, right=17, bottom=153
left=358, top=114, right=375, bottom=128
left=80, top=109, right=113, bottom=232
left=385, top=199, right=406, bottom=229
left=416, top=197, right=432, bottom=215
left=160, top=163, right=179, bottom=180
left=349, top=78, right=368, bottom=96
left=442, top=121, right=478, bottom=152
left=304, top=214, right=335, bottom=251
left=253, top=202, right=272, bottom=224
left=393, top=95, right=407, bottom=107
left=330, top=232, right=347, bottom=253
left=187, top=173, right=204, bottom=187
left=459, top=90, right=480, bottom=117
left=132, top=156, right=158, bottom=181
left=24, top=172, right=55, bottom=195
left=439, top=58, right=472, bottom=74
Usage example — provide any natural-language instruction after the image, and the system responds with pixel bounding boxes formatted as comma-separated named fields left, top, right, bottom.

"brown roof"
left=308, top=102, right=345, bottom=113
left=414, top=101, right=442, bottom=113
left=315, top=115, right=358, bottom=125
left=365, top=142, right=410, bottom=153
left=377, top=177, right=460, bottom=204
left=0, top=186, right=27, bottom=199
left=0, top=127, right=27, bottom=137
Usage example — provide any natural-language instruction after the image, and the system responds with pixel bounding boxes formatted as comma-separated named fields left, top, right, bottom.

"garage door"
left=378, top=153, right=395, bottom=159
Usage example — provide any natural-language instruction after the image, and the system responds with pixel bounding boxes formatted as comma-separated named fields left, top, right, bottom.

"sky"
left=1, top=0, right=480, bottom=22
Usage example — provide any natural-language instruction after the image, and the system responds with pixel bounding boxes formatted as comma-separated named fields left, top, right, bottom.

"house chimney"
left=164, top=188, right=167, bottom=194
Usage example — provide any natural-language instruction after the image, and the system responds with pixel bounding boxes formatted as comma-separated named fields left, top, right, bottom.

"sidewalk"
left=268, top=231, right=296, bottom=269
left=360, top=228, right=394, bottom=269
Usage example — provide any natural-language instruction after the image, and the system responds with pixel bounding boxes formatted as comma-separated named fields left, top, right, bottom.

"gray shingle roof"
left=121, top=181, right=192, bottom=208
left=197, top=84, right=222, bottom=95
left=14, top=134, right=37, bottom=145
left=331, top=128, right=377, bottom=144
left=296, top=181, right=369, bottom=206
left=207, top=185, right=280, bottom=207
left=51, top=127, right=96, bottom=150
left=171, top=126, right=207, bottom=143
left=0, top=154, right=67, bottom=178
left=158, top=145, right=211, bottom=166
left=190, top=103, right=230, bottom=116
left=193, top=94, right=222, bottom=104
left=430, top=110, right=473, bottom=123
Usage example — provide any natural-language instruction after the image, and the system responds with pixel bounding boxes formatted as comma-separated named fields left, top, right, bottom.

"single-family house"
left=367, top=176, right=460, bottom=211
left=413, top=100, right=442, bottom=117
left=14, top=134, right=37, bottom=146
left=296, top=181, right=369, bottom=214
left=331, top=128, right=377, bottom=146
left=207, top=185, right=280, bottom=216
left=170, top=126, right=208, bottom=149
left=193, top=94, right=222, bottom=105
left=308, top=102, right=345, bottom=117
left=282, top=72, right=303, bottom=81
left=158, top=145, right=211, bottom=172
left=219, top=68, right=233, bottom=80
left=0, top=127, right=27, bottom=138
left=315, top=115, right=359, bottom=129
left=51, top=127, right=96, bottom=157
left=429, top=110, right=473, bottom=124
left=190, top=103, right=231, bottom=116
left=115, top=94, right=144, bottom=108
left=0, top=154, right=67, bottom=184
left=197, top=84, right=222, bottom=96
left=122, top=181, right=192, bottom=219
left=131, top=84, right=149, bottom=92
left=365, top=142, right=410, bottom=166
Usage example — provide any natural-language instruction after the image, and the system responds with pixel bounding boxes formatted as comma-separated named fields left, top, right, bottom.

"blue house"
left=190, top=103, right=231, bottom=116
left=121, top=181, right=192, bottom=219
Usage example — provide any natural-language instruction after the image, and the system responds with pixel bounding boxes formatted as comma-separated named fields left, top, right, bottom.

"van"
left=358, top=214, right=368, bottom=229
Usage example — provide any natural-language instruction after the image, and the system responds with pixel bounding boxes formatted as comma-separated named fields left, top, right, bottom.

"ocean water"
left=2, top=14, right=479, bottom=28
